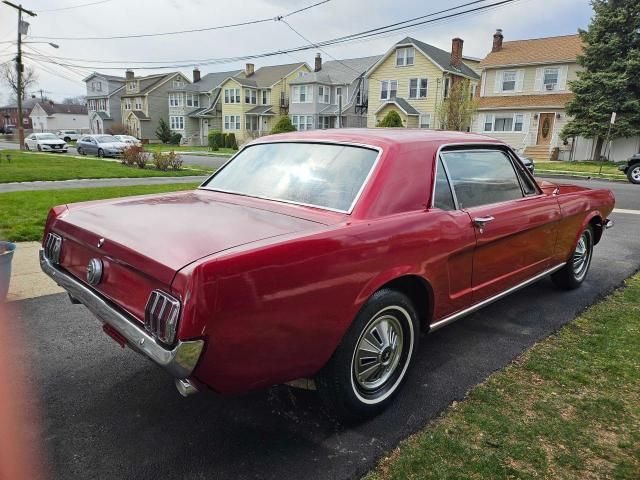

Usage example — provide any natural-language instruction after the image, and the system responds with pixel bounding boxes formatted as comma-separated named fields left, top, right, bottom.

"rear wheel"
left=315, top=289, right=419, bottom=421
left=552, top=225, right=594, bottom=290
left=627, top=164, right=640, bottom=184
left=24, top=143, right=30, bottom=151
left=98, top=148, right=104, bottom=158
left=64, top=136, right=71, bottom=143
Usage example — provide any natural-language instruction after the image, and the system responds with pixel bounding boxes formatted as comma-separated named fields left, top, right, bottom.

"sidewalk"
left=7, top=242, right=63, bottom=302
left=0, top=175, right=207, bottom=193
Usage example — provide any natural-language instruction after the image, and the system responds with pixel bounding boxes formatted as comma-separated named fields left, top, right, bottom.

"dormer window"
left=543, top=68, right=559, bottom=90
left=173, top=78, right=185, bottom=88
left=126, top=81, right=137, bottom=92
left=396, top=47, right=415, bottom=67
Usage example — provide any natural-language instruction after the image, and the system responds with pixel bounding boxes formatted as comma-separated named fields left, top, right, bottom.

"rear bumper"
left=39, top=250, right=203, bottom=379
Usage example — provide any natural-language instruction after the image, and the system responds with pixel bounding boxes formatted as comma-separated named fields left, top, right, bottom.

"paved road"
left=8, top=180, right=640, bottom=480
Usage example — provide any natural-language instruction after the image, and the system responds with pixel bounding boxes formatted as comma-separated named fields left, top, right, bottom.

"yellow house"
left=219, top=62, right=310, bottom=144
left=366, top=37, right=480, bottom=129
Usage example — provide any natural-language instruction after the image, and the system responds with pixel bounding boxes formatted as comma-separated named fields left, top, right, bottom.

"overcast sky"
left=0, top=0, right=593, bottom=104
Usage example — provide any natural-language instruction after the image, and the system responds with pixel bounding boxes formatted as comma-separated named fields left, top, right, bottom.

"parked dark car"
left=76, top=134, right=128, bottom=158
left=517, top=153, right=535, bottom=174
left=618, top=153, right=640, bottom=184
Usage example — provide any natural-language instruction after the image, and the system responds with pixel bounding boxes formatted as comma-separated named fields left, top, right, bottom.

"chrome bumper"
left=39, top=250, right=203, bottom=379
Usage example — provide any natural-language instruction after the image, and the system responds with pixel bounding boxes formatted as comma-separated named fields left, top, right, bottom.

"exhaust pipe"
left=175, top=378, right=199, bottom=397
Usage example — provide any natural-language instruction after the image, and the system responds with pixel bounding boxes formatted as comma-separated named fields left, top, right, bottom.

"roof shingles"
left=480, top=34, right=583, bottom=68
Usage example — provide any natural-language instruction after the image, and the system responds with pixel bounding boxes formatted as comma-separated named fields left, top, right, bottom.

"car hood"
left=54, top=190, right=327, bottom=284
left=40, top=139, right=65, bottom=144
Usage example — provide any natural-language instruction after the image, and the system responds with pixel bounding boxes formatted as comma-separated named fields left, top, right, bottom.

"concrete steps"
left=524, top=145, right=551, bottom=161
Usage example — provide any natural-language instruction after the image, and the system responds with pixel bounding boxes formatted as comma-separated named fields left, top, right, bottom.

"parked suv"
left=56, top=130, right=80, bottom=142
left=618, top=153, right=640, bottom=184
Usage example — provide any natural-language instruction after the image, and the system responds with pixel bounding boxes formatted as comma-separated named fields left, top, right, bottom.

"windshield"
left=201, top=142, right=379, bottom=213
left=38, top=134, right=58, bottom=140
left=95, top=135, right=118, bottom=143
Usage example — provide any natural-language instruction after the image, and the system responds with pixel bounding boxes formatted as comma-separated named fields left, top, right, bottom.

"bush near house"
left=152, top=151, right=170, bottom=171
left=121, top=145, right=146, bottom=167
left=208, top=130, right=225, bottom=151
left=270, top=116, right=296, bottom=134
left=155, top=118, right=173, bottom=143
left=224, top=133, right=238, bottom=150
left=169, top=132, right=182, bottom=145
left=377, top=110, right=403, bottom=127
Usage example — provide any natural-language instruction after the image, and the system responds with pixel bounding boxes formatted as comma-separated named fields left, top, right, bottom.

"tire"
left=627, top=164, right=640, bottom=184
left=98, top=148, right=104, bottom=158
left=24, top=143, right=30, bottom=151
left=77, top=147, right=84, bottom=155
left=315, top=288, right=419, bottom=421
left=551, top=225, right=594, bottom=290
left=37, top=144, right=42, bottom=151
left=64, top=137, right=71, bottom=143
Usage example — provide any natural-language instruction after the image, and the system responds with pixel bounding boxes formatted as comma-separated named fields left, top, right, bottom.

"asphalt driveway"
left=9, top=179, right=640, bottom=480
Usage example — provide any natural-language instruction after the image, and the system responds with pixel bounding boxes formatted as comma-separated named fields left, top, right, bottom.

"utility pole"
left=3, top=1, right=37, bottom=150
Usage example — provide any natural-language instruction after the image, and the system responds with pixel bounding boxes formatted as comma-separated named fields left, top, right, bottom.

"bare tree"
left=1, top=63, right=38, bottom=101
left=62, top=95, right=86, bottom=105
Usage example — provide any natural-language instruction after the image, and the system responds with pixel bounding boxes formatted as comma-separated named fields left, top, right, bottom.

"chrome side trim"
left=39, top=250, right=203, bottom=379
left=429, top=263, right=565, bottom=332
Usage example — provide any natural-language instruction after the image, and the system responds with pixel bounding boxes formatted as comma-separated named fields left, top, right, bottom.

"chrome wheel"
left=572, top=230, right=592, bottom=281
left=631, top=166, right=640, bottom=183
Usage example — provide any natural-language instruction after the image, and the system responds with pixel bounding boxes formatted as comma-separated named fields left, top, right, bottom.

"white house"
left=30, top=102, right=89, bottom=132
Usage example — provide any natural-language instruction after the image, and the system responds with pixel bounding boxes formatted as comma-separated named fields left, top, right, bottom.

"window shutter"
left=494, top=71, right=502, bottom=93
left=523, top=113, right=531, bottom=136
left=534, top=68, right=543, bottom=92
left=558, top=65, right=569, bottom=90
left=516, top=69, right=525, bottom=92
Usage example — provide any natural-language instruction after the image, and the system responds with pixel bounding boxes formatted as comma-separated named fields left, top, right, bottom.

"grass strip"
left=0, top=183, right=199, bottom=242
left=366, top=274, right=640, bottom=480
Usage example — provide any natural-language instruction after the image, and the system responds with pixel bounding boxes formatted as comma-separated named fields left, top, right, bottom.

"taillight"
left=44, top=232, right=62, bottom=264
left=144, top=290, right=181, bottom=345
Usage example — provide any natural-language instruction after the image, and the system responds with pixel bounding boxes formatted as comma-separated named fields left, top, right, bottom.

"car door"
left=26, top=134, right=34, bottom=148
left=441, top=147, right=561, bottom=302
left=87, top=137, right=98, bottom=154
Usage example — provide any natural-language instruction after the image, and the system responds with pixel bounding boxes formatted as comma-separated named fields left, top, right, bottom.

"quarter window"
left=441, top=149, right=524, bottom=209
left=433, top=157, right=455, bottom=211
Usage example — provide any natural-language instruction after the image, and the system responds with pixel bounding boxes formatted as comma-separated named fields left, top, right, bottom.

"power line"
left=25, top=0, right=520, bottom=70
left=39, top=0, right=114, bottom=13
left=30, top=0, right=331, bottom=41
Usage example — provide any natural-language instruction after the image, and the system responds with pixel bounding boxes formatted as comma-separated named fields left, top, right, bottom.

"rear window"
left=201, top=142, right=379, bottom=212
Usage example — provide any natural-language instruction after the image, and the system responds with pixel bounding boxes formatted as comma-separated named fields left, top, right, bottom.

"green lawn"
left=0, top=151, right=211, bottom=183
left=143, top=144, right=235, bottom=155
left=537, top=160, right=627, bottom=179
left=0, top=183, right=199, bottom=242
left=366, top=274, right=640, bottom=480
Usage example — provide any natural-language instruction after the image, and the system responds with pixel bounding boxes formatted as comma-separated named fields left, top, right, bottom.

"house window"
left=245, top=115, right=259, bottom=131
left=224, top=88, right=240, bottom=103
left=244, top=89, right=257, bottom=104
left=134, top=97, right=142, bottom=110
left=185, top=94, right=199, bottom=107
left=169, top=93, right=183, bottom=107
left=224, top=115, right=240, bottom=130
left=292, top=85, right=312, bottom=103
left=543, top=68, right=559, bottom=91
left=409, top=78, right=428, bottom=99
left=395, top=47, right=415, bottom=66
left=124, top=98, right=132, bottom=110
left=173, top=79, right=185, bottom=88
left=335, top=87, right=344, bottom=105
left=419, top=114, right=431, bottom=128
left=502, top=71, right=517, bottom=91
left=443, top=77, right=450, bottom=98
left=494, top=116, right=513, bottom=131
left=126, top=82, right=136, bottom=92
left=484, top=113, right=525, bottom=132
left=514, top=114, right=524, bottom=131
left=380, top=80, right=398, bottom=100
left=291, top=115, right=313, bottom=130
left=470, top=84, right=477, bottom=100
left=169, top=116, right=184, bottom=130
left=261, top=90, right=269, bottom=105
left=319, top=116, right=332, bottom=129
left=318, top=86, right=330, bottom=104
left=355, top=88, right=363, bottom=105
left=483, top=114, right=494, bottom=132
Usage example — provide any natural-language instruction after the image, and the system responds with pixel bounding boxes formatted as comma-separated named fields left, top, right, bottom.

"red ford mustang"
left=41, top=129, right=615, bottom=419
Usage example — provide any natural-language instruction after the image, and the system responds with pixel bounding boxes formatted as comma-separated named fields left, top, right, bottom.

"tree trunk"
left=592, top=136, right=604, bottom=161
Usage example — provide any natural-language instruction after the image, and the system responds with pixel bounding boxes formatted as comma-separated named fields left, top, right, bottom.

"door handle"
left=473, top=215, right=495, bottom=232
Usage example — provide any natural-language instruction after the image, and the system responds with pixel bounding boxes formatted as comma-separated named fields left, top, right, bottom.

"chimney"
left=451, top=37, right=463, bottom=67
left=492, top=29, right=504, bottom=52
left=245, top=63, right=254, bottom=77
left=125, top=69, right=134, bottom=81
left=193, top=67, right=201, bottom=83
left=314, top=53, right=322, bottom=72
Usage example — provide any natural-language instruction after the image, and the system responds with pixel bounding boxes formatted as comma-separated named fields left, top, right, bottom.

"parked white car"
left=25, top=133, right=68, bottom=153
left=56, top=130, right=81, bottom=142
left=113, top=135, right=142, bottom=147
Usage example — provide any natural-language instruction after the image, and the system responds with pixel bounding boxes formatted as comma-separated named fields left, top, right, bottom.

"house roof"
left=368, top=37, right=480, bottom=80
left=90, top=111, right=111, bottom=120
left=290, top=55, right=382, bottom=86
left=83, top=72, right=126, bottom=82
left=121, top=72, right=183, bottom=97
left=480, top=34, right=583, bottom=68
left=174, top=70, right=243, bottom=93
left=186, top=107, right=209, bottom=117
left=246, top=105, right=274, bottom=115
left=229, top=62, right=308, bottom=88
left=36, top=102, right=88, bottom=115
left=131, top=110, right=150, bottom=120
left=478, top=93, right=574, bottom=110
left=374, top=98, right=420, bottom=116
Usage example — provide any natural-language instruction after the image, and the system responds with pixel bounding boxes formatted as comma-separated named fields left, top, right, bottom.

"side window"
left=442, top=149, right=524, bottom=209
left=433, top=156, right=455, bottom=211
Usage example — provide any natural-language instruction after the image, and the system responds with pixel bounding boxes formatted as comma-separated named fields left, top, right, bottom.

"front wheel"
left=77, top=147, right=84, bottom=155
left=627, top=164, right=640, bottom=184
left=37, top=144, right=42, bottom=151
left=98, top=148, right=104, bottom=158
left=315, top=289, right=419, bottom=421
left=24, top=143, right=30, bottom=151
left=552, top=225, right=594, bottom=290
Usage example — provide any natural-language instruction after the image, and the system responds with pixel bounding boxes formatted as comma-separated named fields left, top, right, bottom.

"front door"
left=441, top=148, right=561, bottom=302
left=536, top=113, right=555, bottom=145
